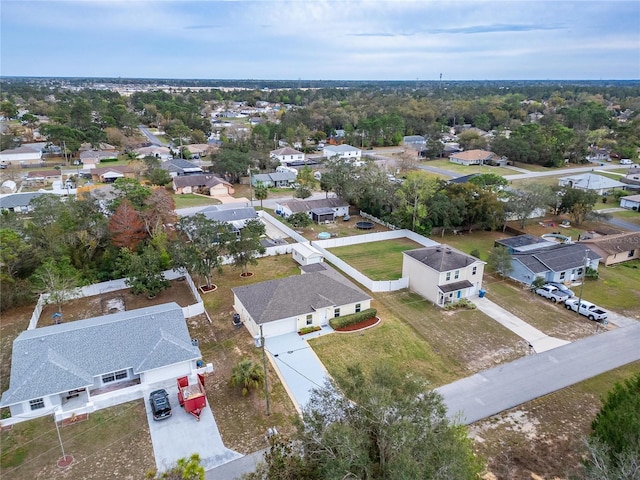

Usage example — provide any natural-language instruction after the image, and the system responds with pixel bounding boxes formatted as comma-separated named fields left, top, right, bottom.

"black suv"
left=149, top=389, right=172, bottom=420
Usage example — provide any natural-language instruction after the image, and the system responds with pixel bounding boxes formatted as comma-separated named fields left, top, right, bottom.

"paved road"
left=503, top=164, right=625, bottom=181
left=138, top=124, right=167, bottom=146
left=436, top=322, right=640, bottom=425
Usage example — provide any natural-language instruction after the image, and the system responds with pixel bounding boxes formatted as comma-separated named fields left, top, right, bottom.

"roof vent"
left=436, top=248, right=442, bottom=252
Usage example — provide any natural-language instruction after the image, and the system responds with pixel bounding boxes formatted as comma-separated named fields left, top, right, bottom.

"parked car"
left=149, top=389, right=172, bottom=420
left=535, top=285, right=571, bottom=303
left=544, top=282, right=575, bottom=298
left=564, top=298, right=608, bottom=321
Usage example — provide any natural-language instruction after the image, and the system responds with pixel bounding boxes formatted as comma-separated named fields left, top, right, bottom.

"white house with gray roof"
left=0, top=303, right=202, bottom=421
left=232, top=264, right=371, bottom=338
left=322, top=144, right=362, bottom=161
left=402, top=246, right=485, bottom=307
left=558, top=173, right=626, bottom=195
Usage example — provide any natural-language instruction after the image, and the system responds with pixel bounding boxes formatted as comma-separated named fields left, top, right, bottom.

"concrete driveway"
left=265, top=328, right=333, bottom=413
left=144, top=381, right=241, bottom=472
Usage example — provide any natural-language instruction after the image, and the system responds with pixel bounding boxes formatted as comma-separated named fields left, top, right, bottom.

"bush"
left=470, top=248, right=481, bottom=260
left=531, top=276, right=546, bottom=289
left=100, top=157, right=118, bottom=163
left=585, top=266, right=599, bottom=279
left=443, top=298, right=477, bottom=311
left=329, top=308, right=377, bottom=329
left=298, top=326, right=321, bottom=335
left=287, top=212, right=312, bottom=228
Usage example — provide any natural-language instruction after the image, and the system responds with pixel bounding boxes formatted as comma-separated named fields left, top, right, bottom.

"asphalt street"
left=436, top=322, right=640, bottom=425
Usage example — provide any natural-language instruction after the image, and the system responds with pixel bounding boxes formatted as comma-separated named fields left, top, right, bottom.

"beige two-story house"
left=402, top=246, right=485, bottom=307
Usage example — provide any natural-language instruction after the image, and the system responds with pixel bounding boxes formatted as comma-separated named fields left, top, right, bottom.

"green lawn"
left=328, top=238, right=424, bottom=280
left=424, top=159, right=515, bottom=176
left=434, top=230, right=507, bottom=261
left=611, top=209, right=640, bottom=224
left=581, top=259, right=640, bottom=316
left=172, top=194, right=221, bottom=209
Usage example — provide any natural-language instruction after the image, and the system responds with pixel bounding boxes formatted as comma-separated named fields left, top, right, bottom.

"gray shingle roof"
left=403, top=246, right=479, bottom=272
left=201, top=206, right=258, bottom=223
left=0, top=192, right=51, bottom=209
left=232, top=267, right=370, bottom=324
left=173, top=174, right=228, bottom=188
left=512, top=244, right=601, bottom=273
left=279, top=197, right=348, bottom=213
left=0, top=302, right=200, bottom=407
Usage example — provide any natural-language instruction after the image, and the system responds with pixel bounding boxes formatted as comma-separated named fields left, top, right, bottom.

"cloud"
left=184, top=24, right=222, bottom=30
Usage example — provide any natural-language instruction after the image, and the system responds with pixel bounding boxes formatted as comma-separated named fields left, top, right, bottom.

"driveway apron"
left=145, top=381, right=241, bottom=472
left=265, top=329, right=332, bottom=413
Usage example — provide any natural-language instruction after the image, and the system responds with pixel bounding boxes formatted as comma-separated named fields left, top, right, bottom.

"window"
left=334, top=308, right=340, bottom=318
left=306, top=314, right=313, bottom=326
left=30, top=398, right=45, bottom=410
left=560, top=272, right=565, bottom=280
left=472, top=266, right=477, bottom=275
left=629, top=249, right=635, bottom=258
left=102, top=370, right=128, bottom=384
left=454, top=270, right=460, bottom=280
left=355, top=303, right=361, bottom=313
left=446, top=272, right=451, bottom=281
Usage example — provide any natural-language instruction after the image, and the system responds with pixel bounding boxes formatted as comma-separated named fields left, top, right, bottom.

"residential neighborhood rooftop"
left=403, top=246, right=481, bottom=272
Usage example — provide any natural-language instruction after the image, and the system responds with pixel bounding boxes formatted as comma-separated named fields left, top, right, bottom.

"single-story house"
left=135, top=146, right=172, bottom=161
left=161, top=158, right=203, bottom=177
left=322, top=144, right=362, bottom=161
left=24, top=170, right=62, bottom=182
left=578, top=232, right=640, bottom=266
left=270, top=147, right=305, bottom=165
left=0, top=302, right=201, bottom=421
left=183, top=144, right=211, bottom=157
left=0, top=145, right=43, bottom=165
left=0, top=192, right=50, bottom=213
left=403, top=135, right=426, bottom=148
left=620, top=194, right=640, bottom=210
left=89, top=165, right=136, bottom=183
left=558, top=173, right=626, bottom=195
left=276, top=197, right=349, bottom=223
left=495, top=234, right=558, bottom=254
left=232, top=264, right=371, bottom=338
left=201, top=205, right=258, bottom=234
left=402, top=246, right=485, bottom=307
left=508, top=244, right=601, bottom=285
left=172, top=174, right=234, bottom=196
left=79, top=150, right=119, bottom=164
left=79, top=142, right=117, bottom=152
left=252, top=171, right=297, bottom=188
left=291, top=243, right=324, bottom=266
left=449, top=149, right=500, bottom=166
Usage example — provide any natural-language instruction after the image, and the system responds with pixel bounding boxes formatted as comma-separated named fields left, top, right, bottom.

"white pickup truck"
left=535, top=285, right=571, bottom=303
left=564, top=298, right=608, bottom=321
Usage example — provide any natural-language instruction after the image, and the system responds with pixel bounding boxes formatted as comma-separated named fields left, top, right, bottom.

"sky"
left=1, top=0, right=639, bottom=81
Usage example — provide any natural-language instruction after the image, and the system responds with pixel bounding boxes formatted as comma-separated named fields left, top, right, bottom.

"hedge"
left=329, top=308, right=377, bottom=330
left=298, top=325, right=321, bottom=335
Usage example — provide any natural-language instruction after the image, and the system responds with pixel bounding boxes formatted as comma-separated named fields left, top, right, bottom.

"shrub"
left=287, top=212, right=312, bottom=228
left=585, top=266, right=599, bottom=279
left=329, top=308, right=377, bottom=329
left=299, top=326, right=321, bottom=335
left=470, top=248, right=481, bottom=260
left=443, top=298, right=477, bottom=311
left=531, top=276, right=546, bottom=290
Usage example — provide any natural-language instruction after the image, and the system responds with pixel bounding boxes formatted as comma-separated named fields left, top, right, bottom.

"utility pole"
left=576, top=250, right=589, bottom=317
left=260, top=325, right=271, bottom=416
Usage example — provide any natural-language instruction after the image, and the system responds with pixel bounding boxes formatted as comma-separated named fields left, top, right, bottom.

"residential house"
left=449, top=149, right=500, bottom=166
left=251, top=171, right=297, bottom=188
left=578, top=232, right=640, bottom=266
left=0, top=192, right=50, bottom=213
left=403, top=135, right=426, bottom=148
left=135, top=146, right=172, bottom=161
left=402, top=246, right=485, bottom=307
left=276, top=198, right=349, bottom=223
left=495, top=234, right=558, bottom=254
left=24, top=170, right=62, bottom=182
left=79, top=150, right=119, bottom=165
left=172, top=174, right=233, bottom=196
left=557, top=173, right=626, bottom=195
left=79, top=142, right=117, bottom=153
left=161, top=158, right=203, bottom=177
left=585, top=147, right=611, bottom=163
left=270, top=147, right=305, bottom=165
left=322, top=144, right=362, bottom=161
left=0, top=303, right=201, bottom=421
left=620, top=194, right=640, bottom=210
left=291, top=243, right=324, bottom=266
left=0, top=145, right=43, bottom=166
left=183, top=144, right=211, bottom=157
left=89, top=165, right=136, bottom=183
left=232, top=264, right=371, bottom=338
left=201, top=205, right=258, bottom=235
left=508, top=244, right=601, bottom=285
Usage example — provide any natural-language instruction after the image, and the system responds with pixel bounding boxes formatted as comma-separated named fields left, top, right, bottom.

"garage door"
left=263, top=318, right=297, bottom=338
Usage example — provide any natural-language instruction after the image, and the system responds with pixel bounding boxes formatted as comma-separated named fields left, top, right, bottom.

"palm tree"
left=254, top=181, right=268, bottom=209
left=230, top=359, right=264, bottom=396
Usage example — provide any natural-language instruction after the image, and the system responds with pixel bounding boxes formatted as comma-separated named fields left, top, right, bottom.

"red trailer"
left=177, top=374, right=207, bottom=421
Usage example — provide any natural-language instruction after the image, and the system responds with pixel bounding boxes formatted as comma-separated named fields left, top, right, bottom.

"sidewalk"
left=473, top=296, right=569, bottom=352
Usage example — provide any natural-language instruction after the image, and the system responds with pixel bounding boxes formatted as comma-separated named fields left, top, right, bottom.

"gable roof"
left=201, top=206, right=258, bottom=223
left=162, top=158, right=203, bottom=174
left=279, top=197, right=348, bottom=213
left=0, top=302, right=199, bottom=407
left=512, top=244, right=601, bottom=274
left=449, top=150, right=497, bottom=162
left=0, top=192, right=51, bottom=209
left=578, top=232, right=640, bottom=256
left=172, top=174, right=229, bottom=188
left=496, top=234, right=558, bottom=252
left=90, top=165, right=134, bottom=176
left=620, top=194, right=640, bottom=203
left=403, top=246, right=481, bottom=272
left=271, top=147, right=304, bottom=156
left=232, top=267, right=370, bottom=324
left=324, top=144, right=361, bottom=153
left=558, top=173, right=626, bottom=190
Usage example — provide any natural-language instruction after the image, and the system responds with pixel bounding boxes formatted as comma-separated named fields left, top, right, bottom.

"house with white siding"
left=322, top=144, right=362, bottom=161
left=270, top=147, right=305, bottom=165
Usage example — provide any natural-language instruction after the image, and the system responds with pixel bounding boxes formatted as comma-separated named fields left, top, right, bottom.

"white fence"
left=311, top=229, right=439, bottom=292
left=28, top=269, right=204, bottom=330
left=258, top=210, right=307, bottom=243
